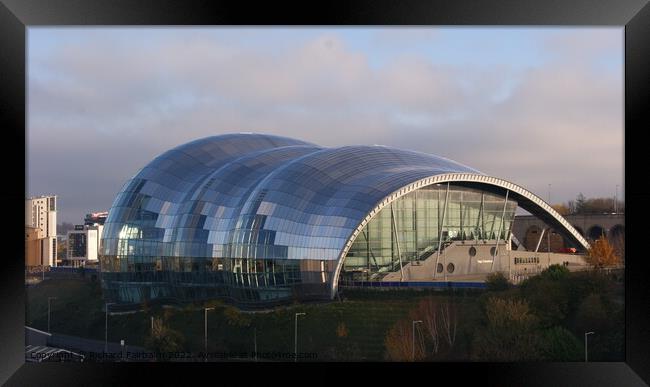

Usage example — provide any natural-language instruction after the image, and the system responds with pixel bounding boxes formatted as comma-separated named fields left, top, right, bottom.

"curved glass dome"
left=100, top=133, right=586, bottom=307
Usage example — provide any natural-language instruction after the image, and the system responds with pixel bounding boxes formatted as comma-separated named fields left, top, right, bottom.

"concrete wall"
left=382, top=240, right=587, bottom=283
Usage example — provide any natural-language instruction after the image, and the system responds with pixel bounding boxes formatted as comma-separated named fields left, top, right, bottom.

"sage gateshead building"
left=100, top=133, right=589, bottom=307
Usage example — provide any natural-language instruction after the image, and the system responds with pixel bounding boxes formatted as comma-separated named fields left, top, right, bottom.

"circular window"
left=447, top=263, right=455, bottom=273
left=490, top=247, right=497, bottom=257
left=469, top=247, right=477, bottom=257
left=437, top=263, right=444, bottom=273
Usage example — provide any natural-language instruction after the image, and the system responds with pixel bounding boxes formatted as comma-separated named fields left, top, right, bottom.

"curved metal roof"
left=102, top=133, right=481, bottom=260
left=102, top=133, right=588, bottom=300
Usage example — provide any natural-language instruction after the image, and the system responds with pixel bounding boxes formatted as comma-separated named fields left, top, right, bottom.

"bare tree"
left=418, top=297, right=440, bottom=354
left=440, top=302, right=457, bottom=348
left=384, top=319, right=425, bottom=361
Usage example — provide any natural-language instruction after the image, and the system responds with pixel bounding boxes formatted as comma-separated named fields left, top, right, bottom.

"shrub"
left=539, top=264, right=570, bottom=281
left=539, top=326, right=582, bottom=361
left=485, top=272, right=510, bottom=291
left=471, top=297, right=543, bottom=361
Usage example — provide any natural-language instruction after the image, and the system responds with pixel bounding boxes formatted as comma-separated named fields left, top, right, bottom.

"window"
left=447, top=263, right=455, bottom=273
left=437, top=263, right=443, bottom=273
left=469, top=246, right=476, bottom=257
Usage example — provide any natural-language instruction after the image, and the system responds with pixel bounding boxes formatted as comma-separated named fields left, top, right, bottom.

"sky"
left=27, top=27, right=624, bottom=224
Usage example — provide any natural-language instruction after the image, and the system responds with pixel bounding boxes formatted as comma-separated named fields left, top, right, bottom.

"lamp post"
left=204, top=307, right=215, bottom=362
left=585, top=331, right=595, bottom=362
left=47, top=296, right=57, bottom=333
left=615, top=185, right=619, bottom=213
left=253, top=327, right=257, bottom=362
left=412, top=320, right=423, bottom=361
left=546, top=184, right=553, bottom=263
left=104, top=302, right=115, bottom=353
left=294, top=312, right=306, bottom=362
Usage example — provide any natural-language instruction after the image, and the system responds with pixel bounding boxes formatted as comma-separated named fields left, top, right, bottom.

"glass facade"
left=100, top=133, right=495, bottom=307
left=69, top=233, right=87, bottom=257
left=342, top=184, right=517, bottom=282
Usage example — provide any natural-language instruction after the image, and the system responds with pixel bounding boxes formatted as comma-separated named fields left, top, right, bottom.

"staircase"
left=382, top=242, right=458, bottom=282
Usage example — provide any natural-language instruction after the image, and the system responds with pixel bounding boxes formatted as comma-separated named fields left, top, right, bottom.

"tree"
left=144, top=317, right=186, bottom=358
left=56, top=239, right=67, bottom=260
left=384, top=319, right=425, bottom=361
left=539, top=264, right=570, bottom=281
left=472, top=297, right=542, bottom=361
left=585, top=236, right=621, bottom=268
left=571, top=293, right=624, bottom=361
left=333, top=321, right=360, bottom=360
left=539, top=326, right=582, bottom=361
left=417, top=297, right=441, bottom=354
left=520, top=265, right=571, bottom=327
left=610, top=233, right=625, bottom=265
left=224, top=305, right=252, bottom=327
left=440, top=302, right=457, bottom=348
left=551, top=203, right=570, bottom=216
left=485, top=272, right=510, bottom=291
left=336, top=322, right=348, bottom=338
left=574, top=193, right=586, bottom=214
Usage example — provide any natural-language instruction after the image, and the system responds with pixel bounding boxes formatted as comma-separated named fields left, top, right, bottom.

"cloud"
left=27, top=28, right=623, bottom=222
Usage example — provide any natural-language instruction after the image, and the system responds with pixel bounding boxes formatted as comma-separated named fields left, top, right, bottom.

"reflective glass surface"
left=342, top=184, right=517, bottom=282
left=100, top=134, right=483, bottom=306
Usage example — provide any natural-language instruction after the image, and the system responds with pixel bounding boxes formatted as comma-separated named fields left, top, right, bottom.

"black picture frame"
left=1, top=0, right=648, bottom=385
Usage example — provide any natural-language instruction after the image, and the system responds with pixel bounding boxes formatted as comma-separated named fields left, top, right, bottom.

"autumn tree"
left=384, top=319, right=426, bottom=361
left=336, top=322, right=349, bottom=338
left=551, top=203, right=570, bottom=216
left=585, top=236, right=622, bottom=268
left=387, top=296, right=458, bottom=360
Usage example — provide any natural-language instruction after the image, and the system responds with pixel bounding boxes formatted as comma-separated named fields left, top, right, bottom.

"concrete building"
left=25, top=195, right=57, bottom=267
left=25, top=226, right=43, bottom=267
left=66, top=224, right=104, bottom=267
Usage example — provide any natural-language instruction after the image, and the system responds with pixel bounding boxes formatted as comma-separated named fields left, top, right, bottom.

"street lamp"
left=615, top=185, right=619, bottom=213
left=253, top=327, right=258, bottom=362
left=105, top=302, right=115, bottom=353
left=548, top=184, right=551, bottom=204
left=412, top=320, right=423, bottom=361
left=294, top=312, right=306, bottom=362
left=204, top=307, right=215, bottom=362
left=47, top=296, right=57, bottom=333
left=585, top=331, right=595, bottom=362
